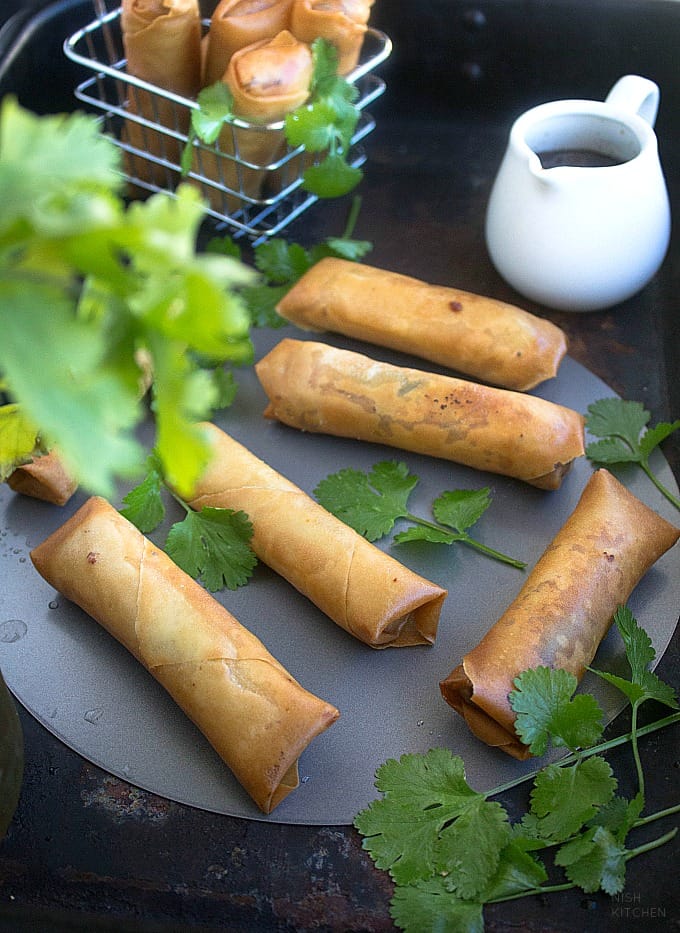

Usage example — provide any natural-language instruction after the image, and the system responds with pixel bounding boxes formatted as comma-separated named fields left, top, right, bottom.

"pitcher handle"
left=605, top=74, right=660, bottom=126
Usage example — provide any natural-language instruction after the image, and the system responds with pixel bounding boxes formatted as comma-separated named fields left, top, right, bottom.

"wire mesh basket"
left=64, top=1, right=391, bottom=240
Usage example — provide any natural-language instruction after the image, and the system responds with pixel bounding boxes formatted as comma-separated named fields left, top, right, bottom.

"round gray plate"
left=1, top=327, right=678, bottom=825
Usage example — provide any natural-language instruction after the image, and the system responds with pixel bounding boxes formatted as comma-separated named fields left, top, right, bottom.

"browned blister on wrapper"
left=30, top=497, right=339, bottom=813
left=185, top=422, right=447, bottom=648
left=255, top=338, right=585, bottom=490
left=276, top=258, right=568, bottom=391
left=439, top=469, right=680, bottom=759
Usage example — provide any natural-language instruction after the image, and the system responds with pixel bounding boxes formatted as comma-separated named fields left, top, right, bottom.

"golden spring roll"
left=203, top=0, right=295, bottom=86
left=255, top=339, right=585, bottom=490
left=277, top=258, right=568, bottom=391
left=30, top=496, right=339, bottom=813
left=185, top=422, right=447, bottom=648
left=7, top=451, right=77, bottom=506
left=290, top=0, right=373, bottom=73
left=196, top=30, right=313, bottom=212
left=121, top=0, right=203, bottom=185
left=440, top=469, right=680, bottom=760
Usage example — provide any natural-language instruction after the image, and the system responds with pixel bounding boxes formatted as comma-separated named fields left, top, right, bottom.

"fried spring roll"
left=185, top=423, right=447, bottom=648
left=7, top=451, right=77, bottom=506
left=196, top=30, right=313, bottom=211
left=440, top=469, right=680, bottom=760
left=255, top=339, right=585, bottom=490
left=276, top=258, right=568, bottom=391
left=290, top=0, right=373, bottom=73
left=30, top=497, right=339, bottom=813
left=121, top=0, right=203, bottom=184
left=203, top=0, right=295, bottom=86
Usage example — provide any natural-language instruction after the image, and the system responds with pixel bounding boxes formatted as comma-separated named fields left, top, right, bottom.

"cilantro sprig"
left=354, top=607, right=680, bottom=930
left=183, top=39, right=364, bottom=199
left=314, top=460, right=527, bottom=569
left=206, top=195, right=371, bottom=327
left=585, top=398, right=680, bottom=510
left=120, top=453, right=257, bottom=592
left=0, top=97, right=254, bottom=498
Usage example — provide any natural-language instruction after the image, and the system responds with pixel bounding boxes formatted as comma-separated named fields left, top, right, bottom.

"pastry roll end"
left=7, top=450, right=77, bottom=506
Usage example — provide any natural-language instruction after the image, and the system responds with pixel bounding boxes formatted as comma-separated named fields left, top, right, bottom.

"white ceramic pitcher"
left=485, top=75, right=671, bottom=311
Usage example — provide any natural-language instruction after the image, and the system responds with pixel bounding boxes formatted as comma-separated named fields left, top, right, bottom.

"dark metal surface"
left=0, top=1, right=679, bottom=930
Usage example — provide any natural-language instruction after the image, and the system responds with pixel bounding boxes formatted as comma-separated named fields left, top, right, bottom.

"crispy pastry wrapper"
left=121, top=0, right=203, bottom=186
left=290, top=0, right=374, bottom=74
left=7, top=451, right=77, bottom=506
left=440, top=469, right=680, bottom=759
left=196, top=30, right=313, bottom=211
left=276, top=258, right=568, bottom=391
left=203, top=0, right=295, bottom=86
left=185, top=422, right=447, bottom=648
left=255, top=338, right=585, bottom=489
left=29, top=496, right=339, bottom=813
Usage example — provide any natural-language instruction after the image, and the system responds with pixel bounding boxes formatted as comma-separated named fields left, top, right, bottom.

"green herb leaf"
left=510, top=667, right=604, bottom=755
left=0, top=403, right=41, bottom=481
left=585, top=398, right=680, bottom=510
left=527, top=756, right=617, bottom=842
left=191, top=82, right=234, bottom=144
left=120, top=455, right=166, bottom=533
left=354, top=748, right=510, bottom=892
left=302, top=154, right=363, bottom=199
left=555, top=825, right=628, bottom=895
left=316, top=460, right=526, bottom=568
left=165, top=506, right=257, bottom=591
left=314, top=461, right=417, bottom=541
left=390, top=876, right=485, bottom=933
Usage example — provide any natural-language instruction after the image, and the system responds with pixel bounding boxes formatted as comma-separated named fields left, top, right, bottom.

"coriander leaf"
left=0, top=403, right=40, bottom=480
left=432, top=487, right=491, bottom=533
left=316, top=235, right=372, bottom=261
left=394, top=525, right=457, bottom=546
left=555, top=825, right=627, bottom=895
left=241, top=283, right=291, bottom=328
left=191, top=81, right=234, bottom=144
left=302, top=154, right=363, bottom=199
left=481, top=840, right=548, bottom=902
left=585, top=397, right=680, bottom=510
left=253, top=239, right=311, bottom=283
left=527, top=756, right=617, bottom=842
left=209, top=367, right=239, bottom=411
left=586, top=397, right=650, bottom=445
left=314, top=461, right=417, bottom=542
left=587, top=792, right=644, bottom=842
left=0, top=278, right=143, bottom=497
left=590, top=606, right=679, bottom=710
left=390, top=876, right=485, bottom=933
left=355, top=749, right=478, bottom=881
left=120, top=456, right=166, bottom=533
left=436, top=796, right=512, bottom=899
left=165, top=507, right=256, bottom=591
left=510, top=667, right=604, bottom=755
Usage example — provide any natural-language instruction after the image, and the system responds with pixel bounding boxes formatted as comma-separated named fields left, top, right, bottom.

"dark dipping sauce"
left=538, top=148, right=627, bottom=168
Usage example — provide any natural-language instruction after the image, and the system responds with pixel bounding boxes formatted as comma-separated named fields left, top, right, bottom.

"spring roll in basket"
left=196, top=30, right=313, bottom=212
left=184, top=422, right=447, bottom=648
left=290, top=0, right=374, bottom=74
left=276, top=258, right=568, bottom=391
left=121, top=0, right=203, bottom=185
left=30, top=497, right=339, bottom=814
left=255, top=339, right=585, bottom=490
left=439, top=469, right=680, bottom=760
left=203, top=0, right=295, bottom=87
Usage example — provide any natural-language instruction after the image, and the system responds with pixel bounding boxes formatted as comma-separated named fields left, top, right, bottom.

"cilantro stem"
left=625, top=827, right=678, bottom=860
left=630, top=701, right=645, bottom=801
left=634, top=803, right=680, bottom=827
left=402, top=512, right=527, bottom=569
left=641, top=460, right=680, bottom=511
left=483, top=711, right=680, bottom=799
left=486, top=881, right=576, bottom=905
left=342, top=195, right=362, bottom=239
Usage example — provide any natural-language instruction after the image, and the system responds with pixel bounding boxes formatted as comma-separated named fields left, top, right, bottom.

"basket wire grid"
left=64, top=1, right=392, bottom=240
